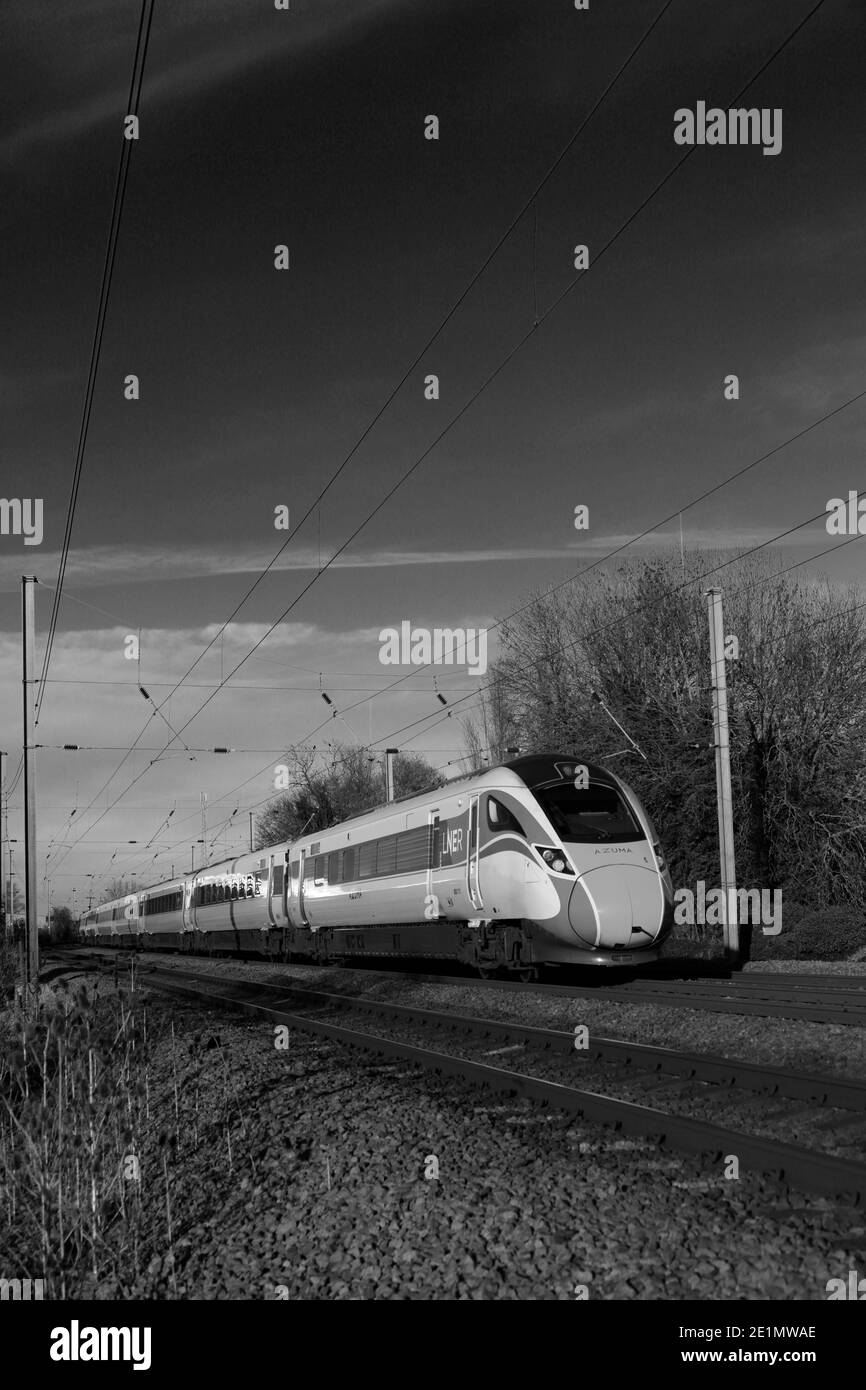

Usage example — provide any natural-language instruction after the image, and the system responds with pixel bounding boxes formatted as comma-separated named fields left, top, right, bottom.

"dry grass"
left=0, top=955, right=259, bottom=1297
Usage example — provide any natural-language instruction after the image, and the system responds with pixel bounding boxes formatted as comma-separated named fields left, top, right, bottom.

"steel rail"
left=116, top=960, right=866, bottom=1112
left=370, top=969, right=866, bottom=1024
left=60, top=946, right=866, bottom=1023
left=102, top=961, right=866, bottom=1204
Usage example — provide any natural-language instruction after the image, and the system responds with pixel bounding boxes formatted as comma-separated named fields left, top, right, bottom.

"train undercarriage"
left=98, top=914, right=663, bottom=978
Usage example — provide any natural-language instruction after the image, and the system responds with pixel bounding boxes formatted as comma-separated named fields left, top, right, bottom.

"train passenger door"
left=427, top=810, right=439, bottom=914
left=467, top=794, right=483, bottom=910
left=297, top=848, right=311, bottom=928
left=183, top=878, right=195, bottom=932
left=266, top=853, right=276, bottom=928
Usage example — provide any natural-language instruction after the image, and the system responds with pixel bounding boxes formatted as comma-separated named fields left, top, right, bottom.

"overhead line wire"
left=35, top=0, right=156, bottom=726
left=49, top=0, right=831, bottom=873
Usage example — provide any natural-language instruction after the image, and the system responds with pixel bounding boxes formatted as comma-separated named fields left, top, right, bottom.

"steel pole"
left=0, top=750, right=5, bottom=937
left=706, top=588, right=738, bottom=959
left=22, top=576, right=39, bottom=1002
left=385, top=749, right=398, bottom=802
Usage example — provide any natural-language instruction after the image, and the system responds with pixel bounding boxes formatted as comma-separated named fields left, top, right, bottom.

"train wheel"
left=515, top=966, right=538, bottom=984
left=477, top=963, right=499, bottom=980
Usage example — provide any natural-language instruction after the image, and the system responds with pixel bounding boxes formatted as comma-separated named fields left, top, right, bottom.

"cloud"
left=757, top=335, right=866, bottom=418
left=0, top=527, right=832, bottom=594
left=0, top=611, right=489, bottom=887
left=1, top=0, right=400, bottom=164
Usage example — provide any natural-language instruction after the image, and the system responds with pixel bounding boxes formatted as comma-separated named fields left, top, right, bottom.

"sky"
left=1, top=0, right=864, bottom=911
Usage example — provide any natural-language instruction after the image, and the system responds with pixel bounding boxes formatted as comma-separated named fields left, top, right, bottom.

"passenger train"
left=79, top=754, right=674, bottom=977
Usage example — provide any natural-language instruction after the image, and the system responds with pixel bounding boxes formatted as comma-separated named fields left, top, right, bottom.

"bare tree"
left=99, top=878, right=135, bottom=904
left=466, top=551, right=866, bottom=910
left=255, top=743, right=443, bottom=848
left=49, top=905, right=75, bottom=942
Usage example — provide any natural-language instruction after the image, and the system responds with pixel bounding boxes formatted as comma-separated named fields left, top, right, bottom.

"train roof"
left=289, top=763, right=524, bottom=846
left=503, top=753, right=622, bottom=789
left=289, top=753, right=621, bottom=847
left=84, top=753, right=624, bottom=903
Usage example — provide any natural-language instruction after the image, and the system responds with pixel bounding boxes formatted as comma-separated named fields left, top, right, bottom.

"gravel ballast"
left=121, top=952, right=866, bottom=1082
left=64, top=958, right=866, bottom=1301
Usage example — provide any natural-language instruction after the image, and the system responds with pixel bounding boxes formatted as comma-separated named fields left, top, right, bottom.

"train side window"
left=376, top=836, right=397, bottom=876
left=343, top=847, right=356, bottom=882
left=396, top=826, right=429, bottom=873
left=358, top=841, right=376, bottom=879
left=272, top=865, right=285, bottom=896
left=487, top=796, right=526, bottom=836
left=328, top=852, right=342, bottom=885
left=313, top=856, right=324, bottom=882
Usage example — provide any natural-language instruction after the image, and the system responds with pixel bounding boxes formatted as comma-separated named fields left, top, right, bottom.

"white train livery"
left=80, top=753, right=674, bottom=975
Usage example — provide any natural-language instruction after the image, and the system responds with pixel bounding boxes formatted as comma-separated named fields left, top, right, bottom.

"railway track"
left=60, top=951, right=866, bottom=1212
left=55, top=945, right=866, bottom=1025
left=297, top=959, right=866, bottom=1026
left=283, top=961, right=866, bottom=1026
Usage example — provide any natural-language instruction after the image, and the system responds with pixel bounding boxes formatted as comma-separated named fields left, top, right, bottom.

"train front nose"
left=568, top=864, right=664, bottom=948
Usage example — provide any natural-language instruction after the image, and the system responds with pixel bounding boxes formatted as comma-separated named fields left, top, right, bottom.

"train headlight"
left=653, top=842, right=666, bottom=871
left=536, top=846, right=573, bottom=874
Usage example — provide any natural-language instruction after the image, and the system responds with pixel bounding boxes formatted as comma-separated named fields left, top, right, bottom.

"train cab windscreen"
left=534, top=781, right=644, bottom=843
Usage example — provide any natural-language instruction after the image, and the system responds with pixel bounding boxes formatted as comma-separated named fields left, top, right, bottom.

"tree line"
left=463, top=551, right=866, bottom=913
